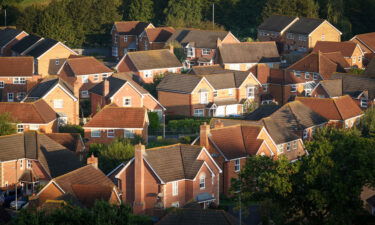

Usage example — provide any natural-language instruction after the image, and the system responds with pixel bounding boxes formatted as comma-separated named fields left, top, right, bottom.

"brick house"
left=312, top=41, right=364, bottom=68
left=0, top=100, right=58, bottom=133
left=0, top=57, right=40, bottom=102
left=138, top=27, right=175, bottom=51
left=296, top=95, right=363, bottom=128
left=0, top=131, right=82, bottom=195
left=11, top=34, right=44, bottom=56
left=83, top=106, right=148, bottom=145
left=36, top=162, right=121, bottom=207
left=157, top=71, right=262, bottom=117
left=57, top=56, right=114, bottom=99
left=166, top=29, right=239, bottom=67
left=350, top=32, right=375, bottom=63
left=258, top=15, right=341, bottom=53
left=114, top=49, right=182, bottom=83
left=22, top=77, right=79, bottom=125
left=310, top=79, right=343, bottom=98
left=108, top=143, right=222, bottom=214
left=111, top=21, right=154, bottom=59
left=24, top=38, right=78, bottom=77
left=89, top=73, right=165, bottom=117
left=0, top=28, right=28, bottom=56
left=216, top=42, right=281, bottom=71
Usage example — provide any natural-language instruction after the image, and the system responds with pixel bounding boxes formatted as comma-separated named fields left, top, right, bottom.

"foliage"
left=167, top=118, right=210, bottom=134
left=164, top=0, right=203, bottom=28
left=233, top=127, right=375, bottom=224
left=11, top=201, right=152, bottom=225
left=80, top=99, right=91, bottom=118
left=348, top=67, right=365, bottom=75
left=147, top=112, right=160, bottom=131
left=128, top=0, right=153, bottom=22
left=243, top=101, right=259, bottom=114
left=0, top=112, right=16, bottom=136
left=142, top=74, right=164, bottom=98
left=146, top=137, right=178, bottom=148
left=359, top=107, right=375, bottom=138
left=59, top=124, right=84, bottom=137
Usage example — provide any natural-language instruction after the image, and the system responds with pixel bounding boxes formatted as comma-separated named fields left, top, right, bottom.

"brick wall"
left=84, top=128, right=146, bottom=145
left=38, top=43, right=76, bottom=77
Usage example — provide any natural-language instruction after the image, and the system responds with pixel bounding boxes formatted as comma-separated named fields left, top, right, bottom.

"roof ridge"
left=146, top=143, right=182, bottom=151
left=53, top=165, right=92, bottom=182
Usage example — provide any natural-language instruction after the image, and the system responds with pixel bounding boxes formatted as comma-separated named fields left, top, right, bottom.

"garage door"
left=215, top=106, right=226, bottom=117
left=226, top=104, right=238, bottom=116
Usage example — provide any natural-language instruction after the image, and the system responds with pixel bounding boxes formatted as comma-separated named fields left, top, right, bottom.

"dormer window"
left=228, top=89, right=234, bottom=96
left=55, top=59, right=60, bottom=65
left=186, top=47, right=194, bottom=57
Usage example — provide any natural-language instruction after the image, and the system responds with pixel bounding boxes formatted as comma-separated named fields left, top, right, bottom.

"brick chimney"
left=169, top=44, right=174, bottom=54
left=103, top=78, right=110, bottom=97
left=200, top=122, right=210, bottom=149
left=87, top=154, right=98, bottom=169
left=217, top=39, right=222, bottom=48
left=133, top=143, right=145, bottom=214
left=214, top=119, right=224, bottom=129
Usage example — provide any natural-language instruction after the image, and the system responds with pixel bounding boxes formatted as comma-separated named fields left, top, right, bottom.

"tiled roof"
left=83, top=106, right=146, bottom=128
left=11, top=34, right=43, bottom=55
left=331, top=73, right=375, bottom=99
left=23, top=77, right=75, bottom=101
left=312, top=41, right=359, bottom=57
left=26, top=38, right=58, bottom=58
left=114, top=21, right=152, bottom=35
left=353, top=32, right=375, bottom=52
left=190, top=65, right=228, bottom=75
left=0, top=100, right=57, bottom=124
left=145, top=27, right=175, bottom=42
left=317, top=79, right=343, bottom=97
left=157, top=74, right=203, bottom=93
left=286, top=17, right=326, bottom=35
left=245, top=104, right=281, bottom=120
left=167, top=29, right=229, bottom=49
left=0, top=28, right=24, bottom=47
left=124, top=49, right=182, bottom=71
left=45, top=133, right=84, bottom=153
left=218, top=42, right=280, bottom=64
left=258, top=15, right=297, bottom=32
left=296, top=95, right=363, bottom=120
left=62, top=56, right=113, bottom=76
left=365, top=57, right=375, bottom=77
left=0, top=57, right=34, bottom=76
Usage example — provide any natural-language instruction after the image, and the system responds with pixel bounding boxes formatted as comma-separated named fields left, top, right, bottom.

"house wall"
left=90, top=93, right=106, bottom=116
left=84, top=128, right=146, bottom=146
left=348, top=45, right=364, bottom=68
left=309, top=22, right=341, bottom=49
left=0, top=76, right=40, bottom=102
left=158, top=91, right=191, bottom=116
left=139, top=67, right=181, bottom=84
left=223, top=158, right=246, bottom=195
left=17, top=120, right=57, bottom=134
left=310, top=85, right=330, bottom=98
left=143, top=95, right=163, bottom=111
left=113, top=33, right=137, bottom=59
left=38, top=182, right=64, bottom=204
left=278, top=139, right=305, bottom=161
left=111, top=83, right=143, bottom=107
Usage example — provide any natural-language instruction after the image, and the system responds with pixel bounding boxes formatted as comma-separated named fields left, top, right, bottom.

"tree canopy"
left=0, top=112, right=16, bottom=136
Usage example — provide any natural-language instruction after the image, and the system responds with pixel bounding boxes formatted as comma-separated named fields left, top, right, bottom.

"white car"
left=10, top=200, right=27, bottom=209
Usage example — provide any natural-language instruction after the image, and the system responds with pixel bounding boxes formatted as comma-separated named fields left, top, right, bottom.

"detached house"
left=108, top=143, right=221, bottom=214
left=111, top=21, right=154, bottom=58
left=216, top=42, right=280, bottom=71
left=0, top=57, right=40, bottom=102
left=115, top=49, right=182, bottom=83
left=157, top=71, right=262, bottom=117
left=0, top=131, right=83, bottom=194
left=139, top=27, right=175, bottom=51
left=89, top=73, right=165, bottom=116
left=0, top=28, right=28, bottom=56
left=58, top=56, right=113, bottom=99
left=83, top=106, right=148, bottom=145
left=0, top=100, right=58, bottom=133
left=350, top=32, right=375, bottom=62
left=296, top=96, right=363, bottom=128
left=166, top=29, right=239, bottom=67
left=22, top=77, right=79, bottom=125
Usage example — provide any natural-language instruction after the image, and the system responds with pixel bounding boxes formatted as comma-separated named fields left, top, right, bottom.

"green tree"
left=359, top=107, right=375, bottom=138
left=0, top=112, right=16, bottom=136
left=164, top=0, right=203, bottom=28
left=262, top=0, right=319, bottom=19
left=128, top=0, right=153, bottom=22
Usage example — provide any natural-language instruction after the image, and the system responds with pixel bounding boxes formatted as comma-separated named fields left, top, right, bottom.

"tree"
left=359, top=107, right=375, bottom=138
left=164, top=0, right=203, bottom=28
left=262, top=0, right=319, bottom=19
left=0, top=112, right=16, bottom=136
left=128, top=0, right=153, bottom=22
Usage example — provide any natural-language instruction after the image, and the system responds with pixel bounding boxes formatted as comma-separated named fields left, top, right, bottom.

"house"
left=365, top=57, right=375, bottom=77
left=296, top=96, right=363, bottom=128
left=166, top=29, right=239, bottom=67
left=111, top=21, right=154, bottom=58
left=350, top=32, right=375, bottom=62
left=45, top=133, right=86, bottom=161
left=361, top=186, right=375, bottom=215
left=0, top=56, right=40, bottom=102
left=310, top=79, right=343, bottom=98
left=22, top=77, right=79, bottom=125
left=114, top=49, right=182, bottom=83
left=331, top=73, right=375, bottom=109
left=24, top=38, right=77, bottom=77
left=258, top=15, right=341, bottom=53
left=0, top=28, right=28, bottom=56
left=0, top=100, right=58, bottom=133
left=157, top=71, right=262, bottom=117
left=57, top=56, right=114, bottom=99
left=139, top=27, right=175, bottom=51
left=108, top=143, right=222, bottom=214
left=216, top=42, right=281, bottom=71
left=36, top=162, right=121, bottom=208
left=89, top=73, right=165, bottom=117
left=83, top=106, right=148, bottom=145
left=11, top=34, right=44, bottom=56
left=312, top=41, right=364, bottom=68
left=0, top=131, right=83, bottom=195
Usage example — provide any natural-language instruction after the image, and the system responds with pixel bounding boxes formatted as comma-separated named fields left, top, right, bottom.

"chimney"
left=87, top=154, right=98, bottom=169
left=217, top=38, right=222, bottom=48
left=200, top=122, right=210, bottom=149
left=103, top=79, right=110, bottom=97
left=133, top=143, right=145, bottom=214
left=214, top=119, right=224, bottom=129
left=168, top=44, right=174, bottom=54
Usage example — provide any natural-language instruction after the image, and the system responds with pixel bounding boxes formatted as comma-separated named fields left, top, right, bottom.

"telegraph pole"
left=212, top=3, right=215, bottom=30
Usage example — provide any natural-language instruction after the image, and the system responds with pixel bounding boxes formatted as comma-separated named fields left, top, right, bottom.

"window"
left=295, top=71, right=301, bottom=77
left=20, top=159, right=23, bottom=169
left=352, top=57, right=356, bottom=63
left=313, top=73, right=319, bottom=80
left=17, top=124, right=24, bottom=133
left=290, top=84, right=297, bottom=92
left=102, top=74, right=108, bottom=79
left=93, top=74, right=99, bottom=81
left=194, top=109, right=204, bottom=117
left=114, top=35, right=118, bottom=44
left=305, top=72, right=310, bottom=79
left=144, top=40, right=148, bottom=50
left=261, top=100, right=273, bottom=105
left=171, top=202, right=179, bottom=208
left=91, top=129, right=101, bottom=138
left=124, top=129, right=135, bottom=138
left=112, top=47, right=118, bottom=57
left=55, top=59, right=60, bottom=65
left=303, top=129, right=308, bottom=139
left=17, top=92, right=26, bottom=101
left=200, top=91, right=208, bottom=104
left=286, top=142, right=291, bottom=151
left=247, top=86, right=255, bottom=99
left=234, top=159, right=240, bottom=172
left=202, top=48, right=210, bottom=55
left=7, top=93, right=14, bottom=102
left=321, top=34, right=325, bottom=40
left=0, top=81, right=4, bottom=88
left=13, top=77, right=26, bottom=84
left=123, top=97, right=132, bottom=107
left=228, top=89, right=234, bottom=96
left=360, top=98, right=368, bottom=108
left=168, top=68, right=177, bottom=73
left=27, top=160, right=32, bottom=169
left=293, top=141, right=297, bottom=150
left=124, top=35, right=128, bottom=42
left=229, top=64, right=240, bottom=70
left=186, top=47, right=194, bottom=57
left=53, top=99, right=64, bottom=109
left=262, top=84, right=268, bottom=92
left=299, top=35, right=306, bottom=41
left=81, top=90, right=89, bottom=98
left=199, top=174, right=206, bottom=189
left=107, top=129, right=115, bottom=138
left=277, top=144, right=284, bottom=153
left=82, top=75, right=89, bottom=83
left=358, top=56, right=362, bottom=62
left=305, top=89, right=311, bottom=96
left=30, top=124, right=39, bottom=130
left=172, top=181, right=178, bottom=196
left=213, top=91, right=218, bottom=97
left=143, top=70, right=152, bottom=78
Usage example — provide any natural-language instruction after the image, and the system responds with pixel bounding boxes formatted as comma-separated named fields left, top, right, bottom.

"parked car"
left=0, top=189, right=22, bottom=208
left=10, top=198, right=27, bottom=210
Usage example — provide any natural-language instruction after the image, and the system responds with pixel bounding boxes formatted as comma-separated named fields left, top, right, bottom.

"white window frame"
left=82, top=75, right=89, bottom=84
left=286, top=142, right=291, bottom=151
left=171, top=202, right=179, bottom=208
left=17, top=92, right=26, bottom=101
left=13, top=77, right=26, bottom=84
left=81, top=90, right=89, bottom=97
left=112, top=46, right=118, bottom=57
left=290, top=84, right=297, bottom=93
left=186, top=47, right=194, bottom=57
left=102, top=73, right=108, bottom=79
left=53, top=99, right=64, bottom=109
left=199, top=174, right=206, bottom=189
left=17, top=124, right=24, bottom=133
left=29, top=124, right=39, bottom=130
left=277, top=144, right=284, bottom=153
left=293, top=141, right=297, bottom=150
left=305, top=89, right=311, bottom=96
left=91, top=129, right=101, bottom=138
left=360, top=98, right=367, bottom=108
left=0, top=81, right=4, bottom=88
left=358, top=56, right=361, bottom=62
left=313, top=73, right=319, bottom=80
left=124, top=129, right=135, bottom=138
left=247, top=86, right=255, bottom=99
left=305, top=72, right=310, bottom=79
left=234, top=159, right=240, bottom=172
left=8, top=93, right=14, bottom=102
left=27, top=160, right=32, bottom=169
left=143, top=70, right=153, bottom=78
left=213, top=90, right=218, bottom=97
left=200, top=91, right=208, bottom=104
left=295, top=71, right=301, bottom=77
left=55, top=59, right=60, bottom=66
left=172, top=181, right=178, bottom=196
left=20, top=159, right=23, bottom=169
left=124, top=35, right=128, bottom=42
left=303, top=129, right=308, bottom=139
left=93, top=74, right=99, bottom=81
left=228, top=89, right=234, bottom=96
left=194, top=109, right=204, bottom=117
left=123, top=97, right=132, bottom=107
left=262, top=84, right=268, bottom=92
left=352, top=57, right=356, bottom=63
left=202, top=48, right=210, bottom=55
left=107, top=129, right=115, bottom=138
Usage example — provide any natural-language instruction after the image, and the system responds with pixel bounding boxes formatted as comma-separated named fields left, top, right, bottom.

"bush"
left=148, top=112, right=160, bottom=131
left=59, top=124, right=84, bottom=137
left=147, top=138, right=178, bottom=148
left=167, top=118, right=210, bottom=134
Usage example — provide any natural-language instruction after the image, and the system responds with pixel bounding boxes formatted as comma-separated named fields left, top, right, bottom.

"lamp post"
left=15, top=159, right=18, bottom=211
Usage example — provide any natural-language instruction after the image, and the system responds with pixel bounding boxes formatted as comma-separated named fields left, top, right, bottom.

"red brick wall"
left=143, top=95, right=163, bottom=111
left=0, top=76, right=40, bottom=102
left=38, top=182, right=64, bottom=204
left=84, top=128, right=146, bottom=146
left=90, top=93, right=106, bottom=116
left=111, top=83, right=143, bottom=107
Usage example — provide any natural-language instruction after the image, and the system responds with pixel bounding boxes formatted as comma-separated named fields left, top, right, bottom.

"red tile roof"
left=114, top=21, right=152, bottom=35
left=83, top=106, right=146, bottom=128
left=313, top=41, right=359, bottom=57
left=45, top=133, right=84, bottom=153
left=145, top=27, right=175, bottom=42
left=354, top=32, right=375, bottom=52
left=0, top=57, right=34, bottom=76
left=61, top=56, right=112, bottom=76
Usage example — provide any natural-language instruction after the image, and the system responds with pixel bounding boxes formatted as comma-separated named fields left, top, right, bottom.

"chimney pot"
left=200, top=122, right=210, bottom=149
left=87, top=154, right=98, bottom=169
left=103, top=79, right=110, bottom=96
